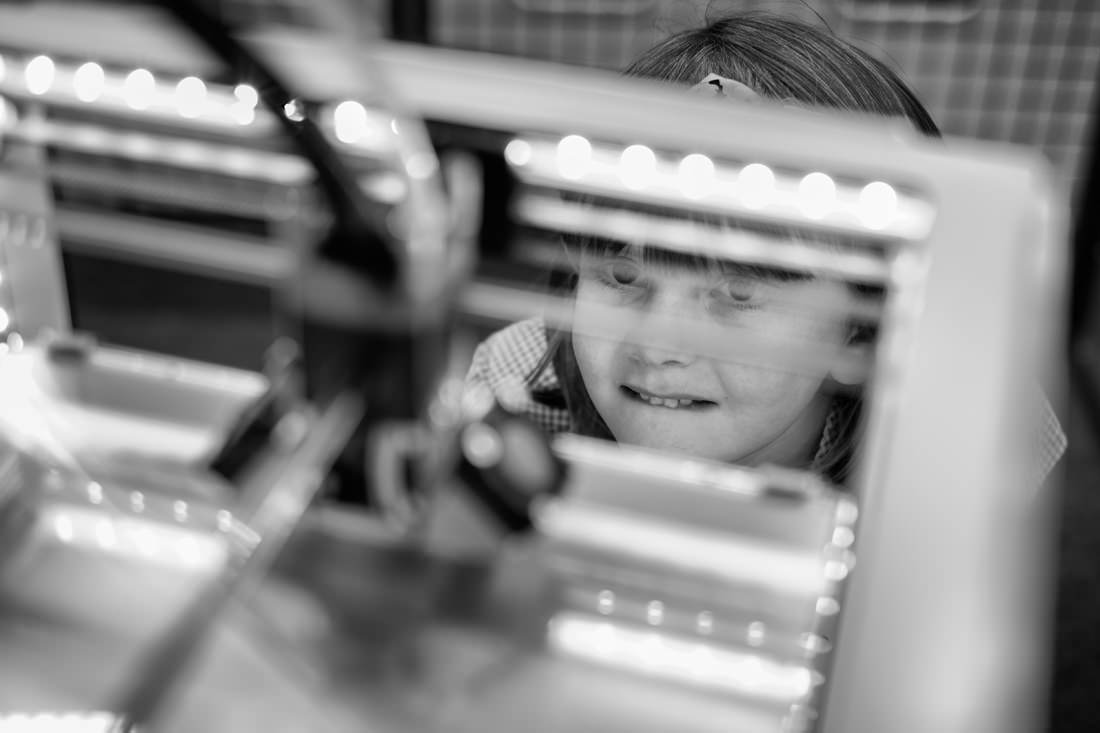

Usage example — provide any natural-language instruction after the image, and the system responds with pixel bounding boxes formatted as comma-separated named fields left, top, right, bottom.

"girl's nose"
left=631, top=340, right=697, bottom=367
left=624, top=300, right=701, bottom=367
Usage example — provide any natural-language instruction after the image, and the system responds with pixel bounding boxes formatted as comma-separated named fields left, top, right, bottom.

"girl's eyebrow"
left=604, top=242, right=814, bottom=281
left=716, top=261, right=814, bottom=282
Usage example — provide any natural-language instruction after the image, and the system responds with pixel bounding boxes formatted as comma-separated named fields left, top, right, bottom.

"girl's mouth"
left=620, top=385, right=716, bottom=410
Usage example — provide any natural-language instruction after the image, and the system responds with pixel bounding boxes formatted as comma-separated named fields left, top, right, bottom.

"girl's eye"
left=712, top=277, right=763, bottom=309
left=598, top=258, right=644, bottom=287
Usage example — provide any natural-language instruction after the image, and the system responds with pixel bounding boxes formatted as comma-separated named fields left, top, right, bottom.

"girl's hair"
left=529, top=11, right=941, bottom=483
left=624, top=12, right=940, bottom=135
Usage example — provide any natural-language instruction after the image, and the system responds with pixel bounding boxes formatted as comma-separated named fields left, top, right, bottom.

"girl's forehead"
left=584, top=243, right=814, bottom=283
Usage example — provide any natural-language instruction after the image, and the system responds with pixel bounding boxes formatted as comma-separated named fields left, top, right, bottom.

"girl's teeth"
left=640, top=393, right=694, bottom=409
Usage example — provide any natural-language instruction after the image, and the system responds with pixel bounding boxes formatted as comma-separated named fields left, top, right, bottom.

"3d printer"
left=0, top=3, right=1065, bottom=732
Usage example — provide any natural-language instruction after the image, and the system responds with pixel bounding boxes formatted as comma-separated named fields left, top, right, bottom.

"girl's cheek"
left=715, top=360, right=823, bottom=402
left=573, top=330, right=622, bottom=384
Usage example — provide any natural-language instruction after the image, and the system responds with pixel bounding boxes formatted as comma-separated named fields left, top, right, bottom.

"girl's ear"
left=829, top=317, right=875, bottom=386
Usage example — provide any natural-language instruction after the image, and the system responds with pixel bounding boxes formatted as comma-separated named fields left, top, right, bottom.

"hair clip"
left=689, top=73, right=762, bottom=102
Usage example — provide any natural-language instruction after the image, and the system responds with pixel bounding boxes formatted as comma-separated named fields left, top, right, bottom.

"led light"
left=73, top=62, right=105, bottom=103
left=619, top=144, right=657, bottom=190
left=130, top=491, right=144, bottom=512
left=333, top=100, right=368, bottom=144
left=54, top=515, right=74, bottom=543
left=597, top=589, right=615, bottom=615
left=798, top=171, right=837, bottom=219
left=824, top=559, right=849, bottom=581
left=556, top=134, right=592, bottom=180
left=0, top=711, right=121, bottom=730
left=696, top=611, right=714, bottom=634
left=229, top=84, right=259, bottom=125
left=747, top=620, right=766, bottom=646
left=173, top=500, right=188, bottom=522
left=283, top=99, right=305, bottom=122
left=736, top=163, right=775, bottom=209
left=858, top=180, right=898, bottom=230
left=0, top=713, right=31, bottom=726
left=124, top=68, right=155, bottom=110
left=87, top=481, right=103, bottom=504
left=504, top=138, right=533, bottom=167
left=549, top=613, right=813, bottom=700
left=175, top=76, right=206, bottom=118
left=6, top=332, right=22, bottom=352
left=677, top=153, right=715, bottom=199
left=646, top=600, right=665, bottom=625
left=0, top=307, right=10, bottom=332
left=24, top=55, right=55, bottom=95
left=233, top=83, right=258, bottom=108
left=832, top=525, right=855, bottom=548
left=799, top=632, right=832, bottom=654
left=815, top=596, right=840, bottom=615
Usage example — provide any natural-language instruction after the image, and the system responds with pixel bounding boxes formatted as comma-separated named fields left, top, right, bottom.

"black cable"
left=157, top=1, right=398, bottom=286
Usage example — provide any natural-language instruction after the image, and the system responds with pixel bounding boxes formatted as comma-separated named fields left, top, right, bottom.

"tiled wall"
left=834, top=0, right=1100, bottom=205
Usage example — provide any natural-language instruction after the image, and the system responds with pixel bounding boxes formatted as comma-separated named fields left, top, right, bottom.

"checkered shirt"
left=465, top=318, right=571, bottom=434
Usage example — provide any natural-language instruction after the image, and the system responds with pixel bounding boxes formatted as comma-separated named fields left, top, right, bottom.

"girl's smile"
left=620, top=384, right=717, bottom=409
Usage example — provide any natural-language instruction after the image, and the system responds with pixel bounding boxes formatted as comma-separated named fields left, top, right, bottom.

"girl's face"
left=571, top=246, right=859, bottom=465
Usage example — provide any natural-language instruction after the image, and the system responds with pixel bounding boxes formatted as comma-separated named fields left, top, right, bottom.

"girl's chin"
left=610, top=425, right=740, bottom=460
left=619, top=437, right=744, bottom=463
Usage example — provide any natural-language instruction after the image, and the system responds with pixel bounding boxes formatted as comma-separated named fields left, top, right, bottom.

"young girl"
left=466, top=11, right=1066, bottom=486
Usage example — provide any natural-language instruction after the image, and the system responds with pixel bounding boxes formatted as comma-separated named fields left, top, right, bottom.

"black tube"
left=158, top=2, right=399, bottom=286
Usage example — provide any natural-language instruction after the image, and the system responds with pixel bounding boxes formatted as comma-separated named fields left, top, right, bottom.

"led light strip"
left=0, top=114, right=312, bottom=184
left=515, top=192, right=893, bottom=285
left=548, top=611, right=816, bottom=702
left=570, top=584, right=823, bottom=649
left=4, top=53, right=265, bottom=129
left=505, top=134, right=935, bottom=240
left=0, top=52, right=399, bottom=157
left=92, top=347, right=269, bottom=394
left=40, top=503, right=227, bottom=572
left=0, top=712, right=123, bottom=732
